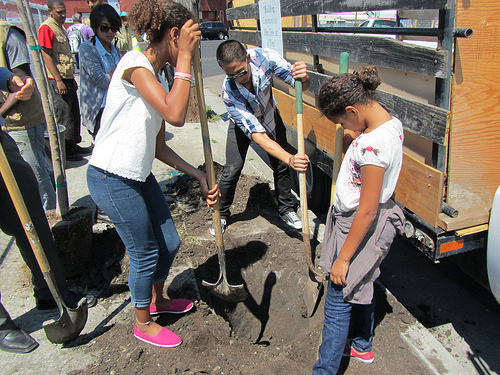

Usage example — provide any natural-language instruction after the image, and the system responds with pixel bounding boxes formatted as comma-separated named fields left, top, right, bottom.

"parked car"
left=199, top=21, right=229, bottom=40
left=359, top=18, right=397, bottom=27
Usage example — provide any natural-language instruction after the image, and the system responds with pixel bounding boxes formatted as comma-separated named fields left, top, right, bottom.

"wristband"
left=174, top=76, right=192, bottom=83
left=174, top=71, right=193, bottom=81
left=288, top=155, right=293, bottom=168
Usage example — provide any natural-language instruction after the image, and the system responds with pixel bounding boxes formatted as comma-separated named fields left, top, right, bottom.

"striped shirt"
left=221, top=48, right=295, bottom=140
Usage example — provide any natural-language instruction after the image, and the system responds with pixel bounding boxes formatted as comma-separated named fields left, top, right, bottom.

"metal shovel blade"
left=43, top=297, right=88, bottom=344
left=304, top=275, right=324, bottom=317
left=202, top=276, right=247, bottom=303
left=202, top=244, right=247, bottom=303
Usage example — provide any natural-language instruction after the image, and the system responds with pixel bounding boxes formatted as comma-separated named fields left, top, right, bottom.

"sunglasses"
left=99, top=25, right=119, bottom=33
left=227, top=69, right=248, bottom=80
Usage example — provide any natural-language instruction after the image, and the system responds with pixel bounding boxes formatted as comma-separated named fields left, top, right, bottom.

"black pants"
left=48, top=78, right=81, bottom=151
left=218, top=110, right=294, bottom=219
left=0, top=132, right=68, bottom=301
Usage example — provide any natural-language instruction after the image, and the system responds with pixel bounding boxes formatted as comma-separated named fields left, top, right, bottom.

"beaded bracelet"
left=174, top=72, right=193, bottom=81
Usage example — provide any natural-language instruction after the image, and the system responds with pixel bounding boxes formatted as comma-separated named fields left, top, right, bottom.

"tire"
left=218, top=31, right=225, bottom=40
left=290, top=163, right=331, bottom=215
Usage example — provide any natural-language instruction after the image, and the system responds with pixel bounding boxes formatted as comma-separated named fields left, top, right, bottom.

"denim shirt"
left=79, top=38, right=121, bottom=132
left=94, top=37, right=120, bottom=107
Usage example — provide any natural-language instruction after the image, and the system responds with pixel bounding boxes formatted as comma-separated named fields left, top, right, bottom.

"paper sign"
left=258, top=0, right=283, bottom=56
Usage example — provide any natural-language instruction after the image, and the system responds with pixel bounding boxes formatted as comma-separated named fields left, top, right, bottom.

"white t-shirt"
left=334, top=117, right=404, bottom=212
left=90, top=51, right=168, bottom=181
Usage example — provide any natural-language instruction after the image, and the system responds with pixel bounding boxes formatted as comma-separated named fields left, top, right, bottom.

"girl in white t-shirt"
left=313, top=66, right=405, bottom=373
left=87, top=0, right=218, bottom=348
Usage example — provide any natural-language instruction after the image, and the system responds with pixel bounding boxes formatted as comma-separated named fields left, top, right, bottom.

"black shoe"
left=74, top=144, right=93, bottom=155
left=36, top=291, right=97, bottom=310
left=66, top=152, right=84, bottom=162
left=0, top=327, right=39, bottom=354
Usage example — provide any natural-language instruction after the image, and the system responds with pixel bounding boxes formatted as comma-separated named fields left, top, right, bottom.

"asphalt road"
left=200, top=39, right=226, bottom=78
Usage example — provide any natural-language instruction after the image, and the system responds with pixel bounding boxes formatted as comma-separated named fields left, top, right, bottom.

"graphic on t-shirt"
left=361, top=145, right=380, bottom=156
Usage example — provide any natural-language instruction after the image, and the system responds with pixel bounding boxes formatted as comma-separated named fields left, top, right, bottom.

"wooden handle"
left=16, top=0, right=69, bottom=219
left=295, top=80, right=308, bottom=232
left=192, top=47, right=224, bottom=246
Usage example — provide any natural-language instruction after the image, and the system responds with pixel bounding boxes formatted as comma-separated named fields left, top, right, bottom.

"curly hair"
left=129, top=0, right=194, bottom=44
left=318, top=66, right=381, bottom=118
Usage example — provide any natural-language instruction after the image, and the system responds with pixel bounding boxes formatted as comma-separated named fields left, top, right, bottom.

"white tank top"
left=90, top=50, right=168, bottom=181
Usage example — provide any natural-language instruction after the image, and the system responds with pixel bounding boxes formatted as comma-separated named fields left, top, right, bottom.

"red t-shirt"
left=38, top=24, right=55, bottom=49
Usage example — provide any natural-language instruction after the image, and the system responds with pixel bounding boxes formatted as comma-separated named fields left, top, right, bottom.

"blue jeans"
left=86, top=165, right=181, bottom=308
left=312, top=281, right=375, bottom=374
left=7, top=125, right=56, bottom=211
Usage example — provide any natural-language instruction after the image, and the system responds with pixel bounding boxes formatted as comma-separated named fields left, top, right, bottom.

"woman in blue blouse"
left=79, top=4, right=121, bottom=139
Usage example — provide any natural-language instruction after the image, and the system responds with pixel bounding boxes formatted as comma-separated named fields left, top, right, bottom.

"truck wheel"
left=290, top=163, right=331, bottom=215
left=218, top=32, right=225, bottom=40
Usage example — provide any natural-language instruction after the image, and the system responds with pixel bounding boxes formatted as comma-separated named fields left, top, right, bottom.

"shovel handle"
left=192, top=47, right=224, bottom=247
left=295, top=80, right=308, bottom=229
left=295, top=81, right=322, bottom=279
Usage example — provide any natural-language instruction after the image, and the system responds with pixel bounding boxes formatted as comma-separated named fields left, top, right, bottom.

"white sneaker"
left=209, top=218, right=227, bottom=236
left=280, top=211, right=302, bottom=230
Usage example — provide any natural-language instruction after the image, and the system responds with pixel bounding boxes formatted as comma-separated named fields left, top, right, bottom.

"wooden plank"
left=438, top=208, right=490, bottom=232
left=308, top=71, right=448, bottom=145
left=274, top=90, right=338, bottom=157
left=230, top=30, right=448, bottom=78
left=227, top=0, right=449, bottom=20
left=394, top=153, right=442, bottom=227
left=229, top=30, right=261, bottom=47
left=446, top=1, right=500, bottom=213
left=284, top=32, right=447, bottom=78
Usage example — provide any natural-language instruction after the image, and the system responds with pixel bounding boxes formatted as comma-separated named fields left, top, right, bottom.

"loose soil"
left=64, top=165, right=413, bottom=375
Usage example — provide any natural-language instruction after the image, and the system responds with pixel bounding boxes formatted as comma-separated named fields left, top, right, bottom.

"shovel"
left=192, top=48, right=247, bottom=303
left=295, top=80, right=324, bottom=317
left=0, top=142, right=88, bottom=344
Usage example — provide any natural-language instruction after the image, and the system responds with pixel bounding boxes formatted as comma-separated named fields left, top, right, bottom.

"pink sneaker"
left=150, top=299, right=194, bottom=315
left=133, top=325, right=182, bottom=347
left=348, top=346, right=374, bottom=364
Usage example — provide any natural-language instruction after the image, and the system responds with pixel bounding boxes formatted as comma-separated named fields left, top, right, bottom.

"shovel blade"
left=43, top=298, right=88, bottom=344
left=202, top=277, right=247, bottom=303
left=304, top=276, right=324, bottom=318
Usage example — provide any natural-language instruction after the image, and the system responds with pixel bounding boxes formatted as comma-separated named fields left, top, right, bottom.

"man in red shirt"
left=38, top=0, right=90, bottom=161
